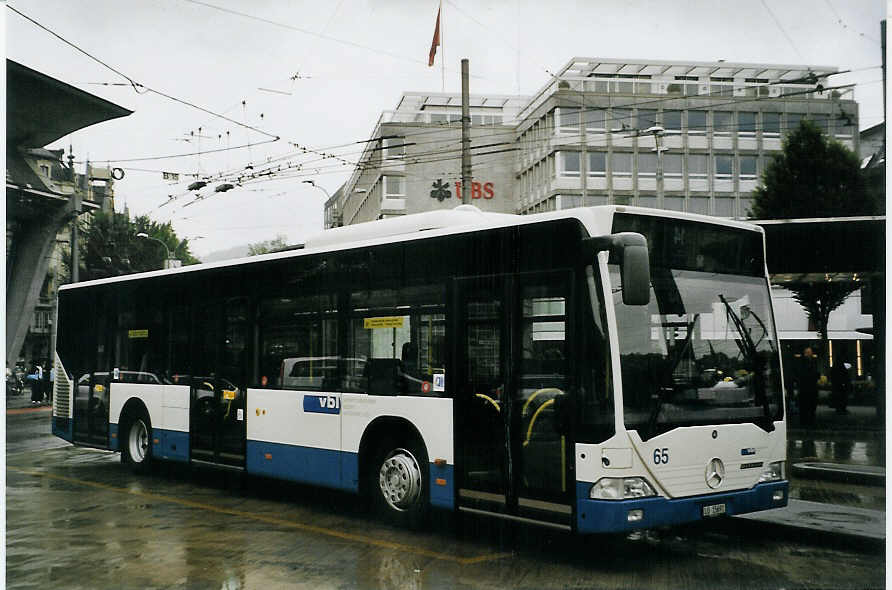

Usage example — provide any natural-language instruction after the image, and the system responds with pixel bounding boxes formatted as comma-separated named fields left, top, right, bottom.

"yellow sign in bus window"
left=363, top=316, right=405, bottom=329
left=128, top=329, right=149, bottom=339
left=222, top=389, right=237, bottom=400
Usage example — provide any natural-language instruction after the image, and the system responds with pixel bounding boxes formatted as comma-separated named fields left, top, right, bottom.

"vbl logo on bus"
left=303, top=395, right=340, bottom=415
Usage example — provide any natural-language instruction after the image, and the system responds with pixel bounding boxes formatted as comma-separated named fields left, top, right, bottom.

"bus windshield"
left=609, top=214, right=783, bottom=440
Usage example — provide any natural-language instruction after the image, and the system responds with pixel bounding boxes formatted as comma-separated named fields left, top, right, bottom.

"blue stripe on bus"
left=246, top=440, right=455, bottom=508
left=151, top=428, right=189, bottom=462
left=575, top=480, right=788, bottom=534
left=52, top=416, right=72, bottom=441
left=246, top=440, right=357, bottom=492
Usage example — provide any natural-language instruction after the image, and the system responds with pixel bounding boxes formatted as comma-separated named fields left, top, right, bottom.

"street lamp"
left=136, top=232, right=176, bottom=269
left=302, top=179, right=331, bottom=200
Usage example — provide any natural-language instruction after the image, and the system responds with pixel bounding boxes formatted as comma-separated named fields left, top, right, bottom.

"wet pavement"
left=6, top=404, right=886, bottom=589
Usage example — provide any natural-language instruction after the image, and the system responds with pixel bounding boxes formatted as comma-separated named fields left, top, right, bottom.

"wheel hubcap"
left=129, top=419, right=148, bottom=463
left=378, top=448, right=421, bottom=511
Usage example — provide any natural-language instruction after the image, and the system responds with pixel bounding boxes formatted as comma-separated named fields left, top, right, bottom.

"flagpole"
left=440, top=0, right=445, bottom=92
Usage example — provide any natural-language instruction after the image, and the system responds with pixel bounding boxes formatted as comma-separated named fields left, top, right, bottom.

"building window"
left=382, top=138, right=405, bottom=158
left=588, top=152, right=606, bottom=177
left=739, top=155, right=757, bottom=180
left=690, top=197, right=710, bottom=215
left=810, top=113, right=830, bottom=133
left=429, top=113, right=448, bottom=124
left=637, top=152, right=657, bottom=178
left=738, top=112, right=756, bottom=136
left=713, top=111, right=733, bottom=136
left=762, top=112, right=781, bottom=136
left=709, top=83, right=734, bottom=97
left=611, top=152, right=632, bottom=177
left=615, top=81, right=634, bottom=94
left=688, top=111, right=707, bottom=135
left=662, top=110, right=682, bottom=134
left=786, top=112, right=804, bottom=133
left=611, top=108, right=631, bottom=132
left=836, top=111, right=855, bottom=137
left=383, top=175, right=405, bottom=197
left=664, top=196, right=685, bottom=211
left=39, top=164, right=50, bottom=177
left=663, top=153, right=683, bottom=178
left=688, top=154, right=708, bottom=179
left=558, top=151, right=581, bottom=177
left=558, top=107, right=580, bottom=133
left=715, top=197, right=736, bottom=217
left=638, top=195, right=657, bottom=208
left=714, top=155, right=733, bottom=179
left=584, top=109, right=606, bottom=132
left=636, top=109, right=657, bottom=131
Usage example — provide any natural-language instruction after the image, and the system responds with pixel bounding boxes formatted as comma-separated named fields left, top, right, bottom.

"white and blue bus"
left=52, top=205, right=787, bottom=533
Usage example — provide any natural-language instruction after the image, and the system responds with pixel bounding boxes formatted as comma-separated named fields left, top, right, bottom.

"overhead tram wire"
left=146, top=74, right=876, bottom=212
left=180, top=0, right=490, bottom=81
left=7, top=4, right=281, bottom=149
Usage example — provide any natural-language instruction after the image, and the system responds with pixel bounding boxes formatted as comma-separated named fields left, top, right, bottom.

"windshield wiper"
left=719, top=294, right=774, bottom=431
left=645, top=314, right=699, bottom=438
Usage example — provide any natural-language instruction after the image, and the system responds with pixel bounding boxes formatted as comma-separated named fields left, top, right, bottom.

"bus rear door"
left=190, top=297, right=249, bottom=468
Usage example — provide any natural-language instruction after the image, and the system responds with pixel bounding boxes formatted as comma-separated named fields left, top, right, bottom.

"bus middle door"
left=190, top=297, right=248, bottom=468
left=454, top=272, right=573, bottom=526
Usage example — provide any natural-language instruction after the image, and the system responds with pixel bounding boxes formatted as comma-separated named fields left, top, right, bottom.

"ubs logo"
left=430, top=179, right=451, bottom=202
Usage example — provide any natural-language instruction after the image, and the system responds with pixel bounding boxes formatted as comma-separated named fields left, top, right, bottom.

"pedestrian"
left=28, top=361, right=44, bottom=404
left=831, top=357, right=851, bottom=414
left=48, top=364, right=55, bottom=404
left=42, top=361, right=51, bottom=404
left=796, top=346, right=819, bottom=427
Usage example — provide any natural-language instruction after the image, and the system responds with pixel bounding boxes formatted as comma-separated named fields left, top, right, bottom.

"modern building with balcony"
left=327, top=57, right=858, bottom=226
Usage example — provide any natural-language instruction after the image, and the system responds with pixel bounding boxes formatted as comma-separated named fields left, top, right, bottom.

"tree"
left=65, top=210, right=199, bottom=281
left=248, top=234, right=289, bottom=256
left=751, top=120, right=877, bottom=372
left=751, top=120, right=877, bottom=219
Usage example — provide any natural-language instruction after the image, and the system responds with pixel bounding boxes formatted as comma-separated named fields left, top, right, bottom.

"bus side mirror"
left=583, top=232, right=651, bottom=306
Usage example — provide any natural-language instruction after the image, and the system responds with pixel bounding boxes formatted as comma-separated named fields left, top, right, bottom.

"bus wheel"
left=371, top=441, right=428, bottom=527
left=122, top=412, right=152, bottom=473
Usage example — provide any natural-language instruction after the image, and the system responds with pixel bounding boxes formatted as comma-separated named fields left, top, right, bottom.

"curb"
left=7, top=405, right=53, bottom=415
left=792, top=462, right=885, bottom=486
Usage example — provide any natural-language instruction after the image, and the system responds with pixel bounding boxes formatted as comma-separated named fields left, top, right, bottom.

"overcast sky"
left=6, top=0, right=886, bottom=257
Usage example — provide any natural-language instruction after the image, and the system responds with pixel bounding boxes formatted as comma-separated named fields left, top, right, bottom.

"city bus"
left=52, top=204, right=788, bottom=533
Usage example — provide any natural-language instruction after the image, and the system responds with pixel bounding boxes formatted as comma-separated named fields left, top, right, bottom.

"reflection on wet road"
left=7, top=443, right=884, bottom=590
left=788, top=437, right=885, bottom=467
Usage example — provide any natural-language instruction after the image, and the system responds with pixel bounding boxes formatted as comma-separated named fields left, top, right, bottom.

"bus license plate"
left=702, top=503, right=726, bottom=517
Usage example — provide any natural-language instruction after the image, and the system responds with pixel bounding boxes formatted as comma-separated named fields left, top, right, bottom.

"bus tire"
left=121, top=410, right=152, bottom=474
left=369, top=439, right=429, bottom=528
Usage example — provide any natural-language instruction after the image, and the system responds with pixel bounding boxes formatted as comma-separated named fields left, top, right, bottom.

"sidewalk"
left=6, top=391, right=52, bottom=411
left=787, top=403, right=884, bottom=435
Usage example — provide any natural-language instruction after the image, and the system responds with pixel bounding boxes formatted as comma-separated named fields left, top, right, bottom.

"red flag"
left=428, top=7, right=440, bottom=67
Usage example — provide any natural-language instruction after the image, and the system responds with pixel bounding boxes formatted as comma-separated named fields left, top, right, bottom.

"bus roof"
left=59, top=205, right=763, bottom=291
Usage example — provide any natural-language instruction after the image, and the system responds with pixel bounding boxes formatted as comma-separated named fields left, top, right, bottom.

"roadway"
left=6, top=406, right=885, bottom=589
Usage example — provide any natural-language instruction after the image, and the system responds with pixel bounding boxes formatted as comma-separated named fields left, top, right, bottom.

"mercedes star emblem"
left=705, top=457, right=725, bottom=489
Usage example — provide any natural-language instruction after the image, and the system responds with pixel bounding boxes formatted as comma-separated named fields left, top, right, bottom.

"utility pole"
left=461, top=58, right=471, bottom=204
left=69, top=152, right=82, bottom=283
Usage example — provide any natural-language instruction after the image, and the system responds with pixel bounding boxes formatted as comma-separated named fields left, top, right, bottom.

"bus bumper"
left=575, top=480, right=788, bottom=534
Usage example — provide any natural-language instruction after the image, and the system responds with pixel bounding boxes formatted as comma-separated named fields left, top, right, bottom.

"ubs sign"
left=430, top=179, right=495, bottom=202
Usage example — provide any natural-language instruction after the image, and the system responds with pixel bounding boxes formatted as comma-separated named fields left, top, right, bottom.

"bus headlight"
left=590, top=477, right=657, bottom=500
left=758, top=461, right=785, bottom=483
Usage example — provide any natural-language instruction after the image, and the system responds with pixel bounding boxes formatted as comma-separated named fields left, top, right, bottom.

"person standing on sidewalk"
left=831, top=357, right=851, bottom=414
left=797, top=346, right=819, bottom=427
left=28, top=361, right=43, bottom=405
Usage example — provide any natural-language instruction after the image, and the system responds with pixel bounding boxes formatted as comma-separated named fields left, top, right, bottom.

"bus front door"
left=454, top=273, right=573, bottom=527
left=190, top=297, right=249, bottom=468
